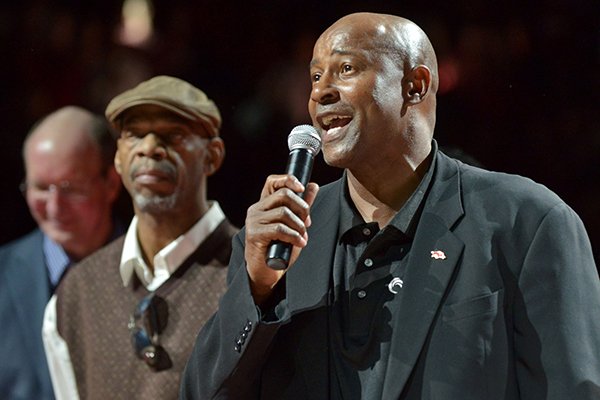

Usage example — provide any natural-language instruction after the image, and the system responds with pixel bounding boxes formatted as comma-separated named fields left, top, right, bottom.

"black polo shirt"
left=329, top=149, right=437, bottom=399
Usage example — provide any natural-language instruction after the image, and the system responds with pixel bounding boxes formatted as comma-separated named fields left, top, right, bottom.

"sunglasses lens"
left=135, top=295, right=168, bottom=334
left=129, top=295, right=172, bottom=371
left=131, top=327, right=153, bottom=356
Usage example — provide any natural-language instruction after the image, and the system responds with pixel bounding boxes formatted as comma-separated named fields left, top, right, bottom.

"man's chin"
left=44, top=229, right=76, bottom=246
left=133, top=193, right=177, bottom=212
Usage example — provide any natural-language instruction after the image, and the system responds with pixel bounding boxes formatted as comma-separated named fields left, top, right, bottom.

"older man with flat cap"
left=42, top=75, right=238, bottom=400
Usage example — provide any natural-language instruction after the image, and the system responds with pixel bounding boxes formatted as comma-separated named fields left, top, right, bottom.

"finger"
left=303, top=182, right=319, bottom=207
left=252, top=220, right=308, bottom=249
left=260, top=174, right=305, bottom=199
left=246, top=204, right=308, bottom=246
left=253, top=186, right=311, bottom=225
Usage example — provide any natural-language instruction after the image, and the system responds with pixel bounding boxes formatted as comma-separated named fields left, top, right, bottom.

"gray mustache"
left=130, top=161, right=177, bottom=180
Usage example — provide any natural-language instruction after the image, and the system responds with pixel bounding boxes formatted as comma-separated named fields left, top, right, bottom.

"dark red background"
left=1, top=0, right=598, bottom=265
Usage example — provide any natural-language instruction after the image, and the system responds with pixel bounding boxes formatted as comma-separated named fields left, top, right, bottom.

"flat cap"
left=105, top=75, right=221, bottom=137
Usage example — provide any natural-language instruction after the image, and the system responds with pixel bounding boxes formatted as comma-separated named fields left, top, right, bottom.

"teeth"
left=322, top=115, right=348, bottom=127
left=322, top=115, right=337, bottom=126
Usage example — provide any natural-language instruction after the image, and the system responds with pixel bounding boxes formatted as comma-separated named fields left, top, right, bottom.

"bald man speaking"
left=181, top=13, right=600, bottom=400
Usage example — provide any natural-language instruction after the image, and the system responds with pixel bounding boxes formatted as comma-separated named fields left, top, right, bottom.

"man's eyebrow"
left=310, top=49, right=356, bottom=68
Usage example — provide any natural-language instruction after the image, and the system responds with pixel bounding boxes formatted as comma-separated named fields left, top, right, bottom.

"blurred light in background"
left=116, top=0, right=154, bottom=48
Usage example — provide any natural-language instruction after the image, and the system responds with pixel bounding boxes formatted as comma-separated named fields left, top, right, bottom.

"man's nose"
left=44, top=188, right=69, bottom=216
left=136, top=132, right=168, bottom=160
left=310, top=74, right=340, bottom=105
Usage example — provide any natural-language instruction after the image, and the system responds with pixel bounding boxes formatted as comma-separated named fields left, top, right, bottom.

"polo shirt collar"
left=338, top=141, right=438, bottom=240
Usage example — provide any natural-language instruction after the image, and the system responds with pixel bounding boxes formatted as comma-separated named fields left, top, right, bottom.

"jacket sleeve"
left=180, top=231, right=289, bottom=400
left=514, top=202, right=600, bottom=399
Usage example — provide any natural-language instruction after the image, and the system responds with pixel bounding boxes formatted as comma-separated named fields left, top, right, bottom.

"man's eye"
left=169, top=131, right=186, bottom=144
left=122, top=130, right=142, bottom=139
left=342, top=64, right=353, bottom=73
left=312, top=73, right=321, bottom=83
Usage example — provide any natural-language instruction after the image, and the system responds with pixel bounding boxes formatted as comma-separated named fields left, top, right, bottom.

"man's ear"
left=114, top=150, right=123, bottom=175
left=205, top=137, right=225, bottom=176
left=105, top=166, right=123, bottom=203
left=402, top=65, right=432, bottom=105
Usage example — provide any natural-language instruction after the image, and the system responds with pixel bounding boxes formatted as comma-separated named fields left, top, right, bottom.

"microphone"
left=266, top=124, right=322, bottom=270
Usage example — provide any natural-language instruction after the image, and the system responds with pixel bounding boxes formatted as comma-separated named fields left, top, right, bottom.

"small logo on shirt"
left=387, top=277, right=404, bottom=294
left=430, top=250, right=446, bottom=260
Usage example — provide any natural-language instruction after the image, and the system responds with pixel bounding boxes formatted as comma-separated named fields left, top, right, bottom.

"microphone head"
left=288, top=125, right=321, bottom=156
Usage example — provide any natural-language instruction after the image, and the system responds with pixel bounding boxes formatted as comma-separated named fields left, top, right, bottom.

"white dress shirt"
left=42, top=202, right=225, bottom=400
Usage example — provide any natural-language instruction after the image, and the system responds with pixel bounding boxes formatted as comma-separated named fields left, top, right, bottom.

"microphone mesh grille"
left=288, top=124, right=321, bottom=155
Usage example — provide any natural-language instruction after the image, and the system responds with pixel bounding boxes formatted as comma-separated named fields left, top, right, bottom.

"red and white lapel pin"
left=430, top=250, right=446, bottom=260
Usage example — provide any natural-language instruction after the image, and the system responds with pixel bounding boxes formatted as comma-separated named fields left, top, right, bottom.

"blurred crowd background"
left=1, top=0, right=598, bottom=262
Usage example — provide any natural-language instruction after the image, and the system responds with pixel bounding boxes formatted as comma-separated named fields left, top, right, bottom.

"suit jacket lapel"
left=285, top=180, right=342, bottom=400
left=383, top=153, right=466, bottom=399
left=286, top=180, right=342, bottom=313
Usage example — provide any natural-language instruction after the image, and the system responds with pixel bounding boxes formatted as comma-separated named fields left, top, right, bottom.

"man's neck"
left=347, top=153, right=432, bottom=228
left=135, top=209, right=204, bottom=269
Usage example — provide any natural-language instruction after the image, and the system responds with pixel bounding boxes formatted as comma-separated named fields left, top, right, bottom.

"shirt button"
left=362, top=228, right=371, bottom=236
left=364, top=258, right=373, bottom=267
left=357, top=290, right=367, bottom=299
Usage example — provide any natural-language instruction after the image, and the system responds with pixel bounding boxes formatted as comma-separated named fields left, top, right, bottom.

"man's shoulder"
left=79, top=235, right=124, bottom=265
left=62, top=236, right=125, bottom=281
left=461, top=164, right=563, bottom=208
left=0, top=230, right=44, bottom=274
left=0, top=229, right=43, bottom=256
left=439, top=152, right=565, bottom=211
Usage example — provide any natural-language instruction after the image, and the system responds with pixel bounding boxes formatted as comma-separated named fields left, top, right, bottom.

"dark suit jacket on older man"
left=0, top=229, right=55, bottom=400
left=181, top=149, right=600, bottom=400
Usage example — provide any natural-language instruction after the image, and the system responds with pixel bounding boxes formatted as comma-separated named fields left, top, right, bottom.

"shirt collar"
left=43, top=235, right=71, bottom=287
left=119, top=201, right=226, bottom=290
left=338, top=141, right=438, bottom=239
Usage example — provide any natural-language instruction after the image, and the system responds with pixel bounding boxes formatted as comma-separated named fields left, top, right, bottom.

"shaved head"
left=309, top=12, right=439, bottom=174
left=321, top=12, right=439, bottom=93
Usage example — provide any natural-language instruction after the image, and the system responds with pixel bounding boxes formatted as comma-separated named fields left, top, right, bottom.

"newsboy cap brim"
left=105, top=75, right=221, bottom=137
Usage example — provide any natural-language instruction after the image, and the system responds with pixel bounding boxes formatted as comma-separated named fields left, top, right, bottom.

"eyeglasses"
left=128, top=293, right=172, bottom=371
left=20, top=176, right=102, bottom=203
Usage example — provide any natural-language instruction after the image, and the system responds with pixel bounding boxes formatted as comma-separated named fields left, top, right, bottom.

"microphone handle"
left=266, top=149, right=314, bottom=270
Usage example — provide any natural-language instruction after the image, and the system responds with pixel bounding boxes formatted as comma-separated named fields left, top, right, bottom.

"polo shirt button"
left=357, top=290, right=367, bottom=299
left=362, top=228, right=371, bottom=236
left=364, top=258, right=373, bottom=267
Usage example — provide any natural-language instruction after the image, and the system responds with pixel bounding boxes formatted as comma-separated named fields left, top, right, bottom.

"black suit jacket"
left=0, top=229, right=55, bottom=400
left=181, top=151, right=600, bottom=399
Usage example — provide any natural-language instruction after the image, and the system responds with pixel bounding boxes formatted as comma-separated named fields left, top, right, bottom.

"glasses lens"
left=130, top=326, right=153, bottom=356
left=129, top=294, right=172, bottom=371
left=21, top=181, right=93, bottom=202
left=134, top=294, right=168, bottom=335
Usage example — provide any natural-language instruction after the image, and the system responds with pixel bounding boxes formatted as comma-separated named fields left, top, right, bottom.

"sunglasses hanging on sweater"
left=128, top=293, right=173, bottom=371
